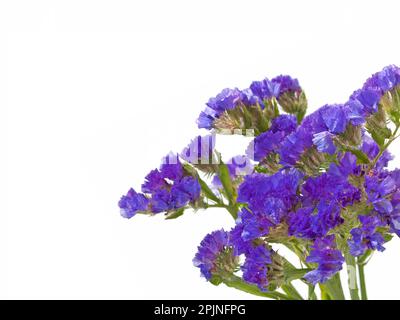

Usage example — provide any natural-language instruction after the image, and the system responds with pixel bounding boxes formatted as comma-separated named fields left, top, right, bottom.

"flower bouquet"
left=119, top=66, right=400, bottom=300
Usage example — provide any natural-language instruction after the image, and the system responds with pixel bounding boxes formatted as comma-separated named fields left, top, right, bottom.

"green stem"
left=357, top=260, right=368, bottom=300
left=205, top=204, right=229, bottom=209
left=324, top=273, right=346, bottom=300
left=223, top=275, right=291, bottom=300
left=369, top=123, right=400, bottom=170
left=308, top=285, right=317, bottom=300
left=344, top=253, right=360, bottom=300
left=281, top=283, right=304, bottom=300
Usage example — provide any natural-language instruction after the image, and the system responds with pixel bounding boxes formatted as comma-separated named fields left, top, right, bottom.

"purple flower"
left=302, top=170, right=360, bottom=207
left=328, top=152, right=360, bottom=179
left=141, top=169, right=168, bottom=194
left=250, top=78, right=280, bottom=101
left=280, top=104, right=351, bottom=165
left=193, top=230, right=230, bottom=280
left=272, top=75, right=301, bottom=97
left=249, top=115, right=297, bottom=161
left=312, top=131, right=336, bottom=155
left=122, top=155, right=201, bottom=216
left=270, top=114, right=298, bottom=133
left=242, top=243, right=272, bottom=291
left=118, top=188, right=149, bottom=218
left=319, top=104, right=348, bottom=134
left=288, top=201, right=343, bottom=239
left=364, top=65, right=400, bottom=94
left=229, top=224, right=250, bottom=256
left=304, top=235, right=344, bottom=285
left=239, top=207, right=275, bottom=241
left=172, top=176, right=201, bottom=202
left=345, top=65, right=400, bottom=125
left=348, top=215, right=386, bottom=257
left=365, top=175, right=396, bottom=215
left=197, top=111, right=216, bottom=130
left=361, top=136, right=393, bottom=171
left=238, top=169, right=302, bottom=217
left=389, top=190, right=400, bottom=236
left=197, top=88, right=244, bottom=129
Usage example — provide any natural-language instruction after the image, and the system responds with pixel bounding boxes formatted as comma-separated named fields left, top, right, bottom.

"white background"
left=2, top=0, right=400, bottom=299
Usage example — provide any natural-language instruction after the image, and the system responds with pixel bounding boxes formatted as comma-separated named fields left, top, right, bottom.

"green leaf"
left=383, top=233, right=394, bottom=243
left=223, top=275, right=291, bottom=300
left=281, top=284, right=304, bottom=300
left=218, top=162, right=235, bottom=205
left=165, top=208, right=185, bottom=220
left=323, top=273, right=346, bottom=300
left=308, top=285, right=317, bottom=300
left=197, top=176, right=220, bottom=204
left=284, top=268, right=311, bottom=282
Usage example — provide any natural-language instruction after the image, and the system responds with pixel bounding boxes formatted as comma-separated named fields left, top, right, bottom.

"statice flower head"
left=304, top=235, right=344, bottom=285
left=120, top=154, right=201, bottom=216
left=348, top=215, right=386, bottom=257
left=249, top=78, right=280, bottom=101
left=345, top=65, right=400, bottom=125
left=289, top=201, right=343, bottom=240
left=236, top=169, right=303, bottom=241
left=238, top=169, right=302, bottom=216
left=365, top=175, right=396, bottom=215
left=197, top=88, right=245, bottom=130
left=272, top=75, right=307, bottom=118
left=364, top=65, right=400, bottom=94
left=280, top=104, right=354, bottom=170
left=241, top=243, right=274, bottom=291
left=193, top=230, right=237, bottom=280
left=361, top=136, right=393, bottom=171
left=118, top=188, right=149, bottom=219
left=249, top=114, right=297, bottom=161
left=272, top=75, right=301, bottom=96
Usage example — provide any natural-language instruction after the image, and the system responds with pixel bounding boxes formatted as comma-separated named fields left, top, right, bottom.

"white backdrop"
left=2, top=0, right=400, bottom=299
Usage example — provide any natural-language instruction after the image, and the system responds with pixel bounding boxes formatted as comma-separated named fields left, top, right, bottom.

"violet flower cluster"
left=119, top=65, right=400, bottom=300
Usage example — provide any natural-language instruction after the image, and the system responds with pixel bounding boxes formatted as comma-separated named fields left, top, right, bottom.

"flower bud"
left=277, top=90, right=308, bottom=122
left=267, top=251, right=285, bottom=289
left=366, top=106, right=391, bottom=146
left=380, top=84, right=400, bottom=124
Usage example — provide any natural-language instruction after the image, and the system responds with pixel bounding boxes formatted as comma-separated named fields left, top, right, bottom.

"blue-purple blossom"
left=288, top=202, right=343, bottom=239
left=249, top=78, right=280, bottom=101
left=249, top=115, right=297, bottom=161
left=238, top=169, right=303, bottom=218
left=345, top=65, right=400, bottom=125
left=193, top=230, right=230, bottom=280
left=121, top=155, right=201, bottom=215
left=241, top=243, right=272, bottom=291
left=364, top=65, right=400, bottom=95
left=361, top=136, right=393, bottom=171
left=312, top=131, right=336, bottom=154
left=348, top=215, right=386, bottom=257
left=365, top=175, right=396, bottom=215
left=272, top=75, right=301, bottom=97
left=197, top=88, right=245, bottom=129
left=304, top=235, right=344, bottom=284
left=280, top=104, right=350, bottom=165
left=118, top=188, right=149, bottom=218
